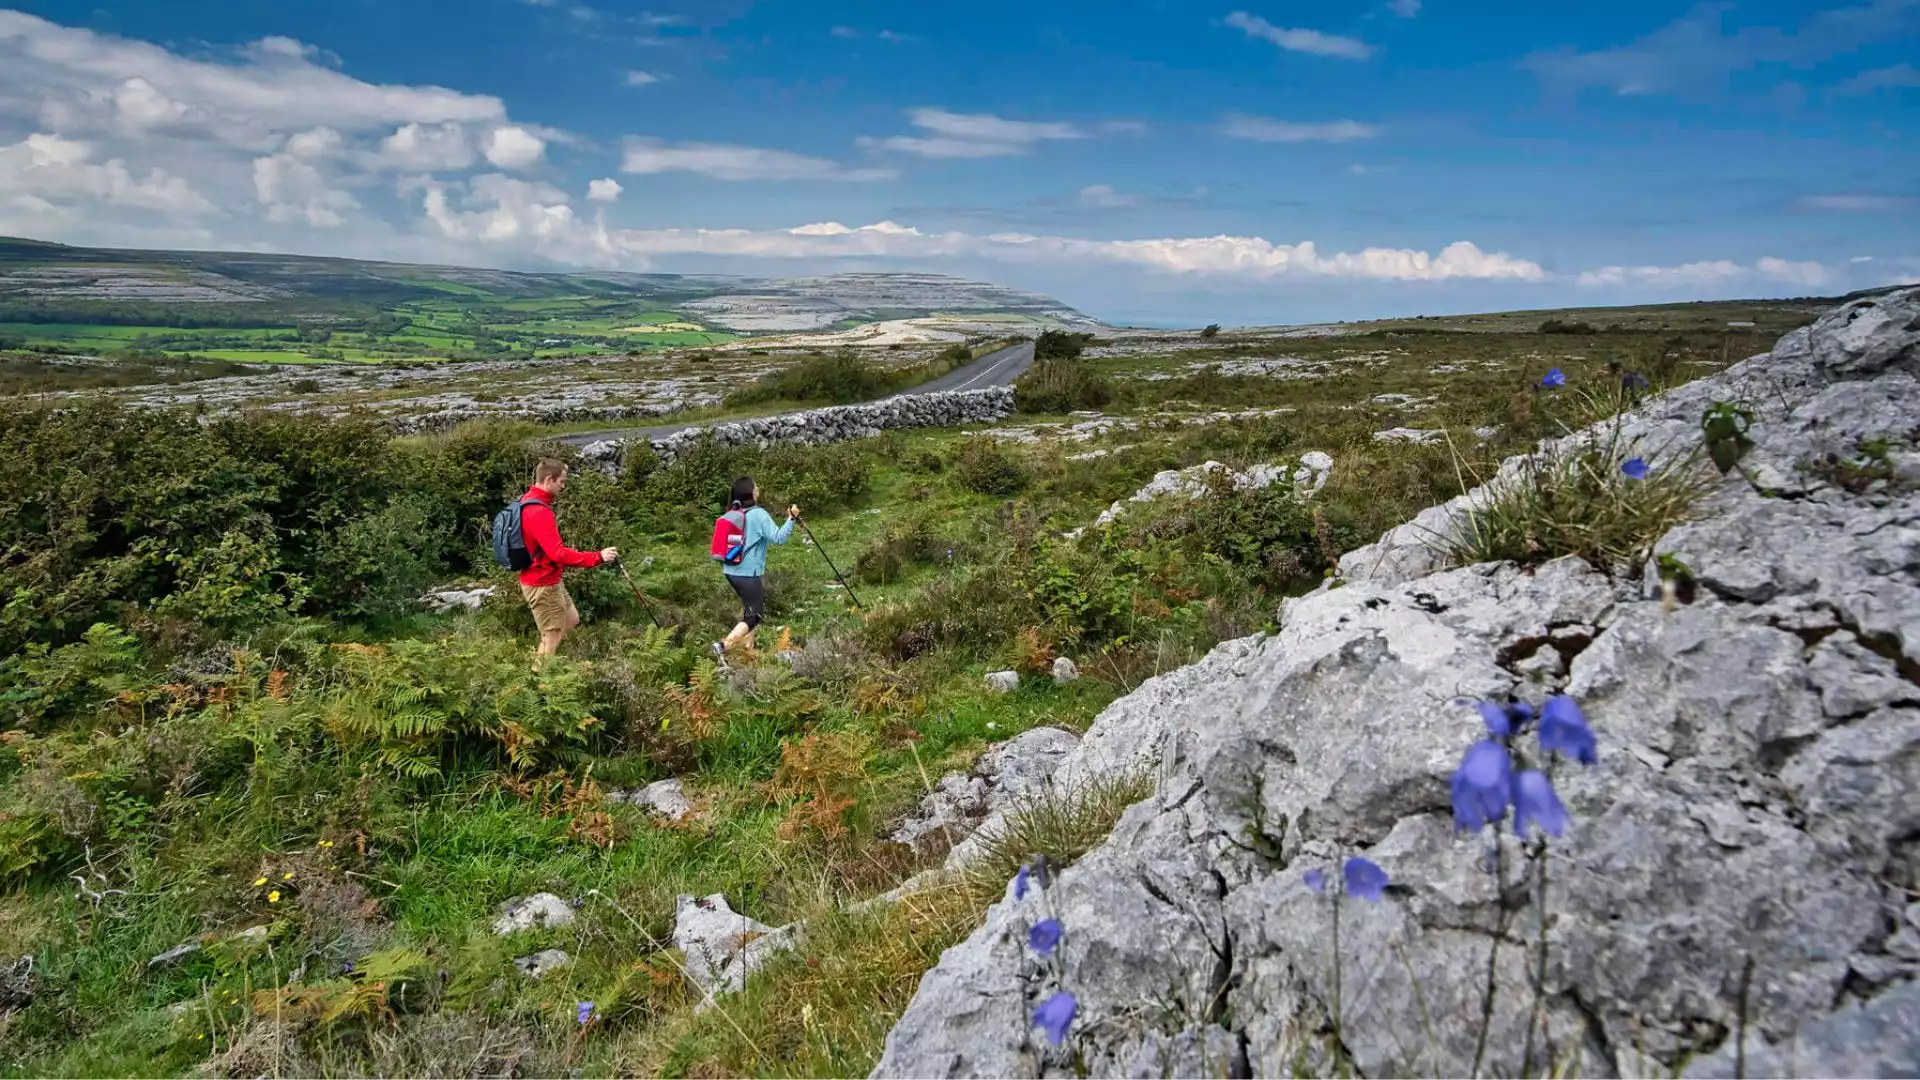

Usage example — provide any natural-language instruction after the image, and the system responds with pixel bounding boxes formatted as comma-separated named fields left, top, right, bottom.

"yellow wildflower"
left=268, top=890, right=281, bottom=903
left=281, top=872, right=293, bottom=881
left=251, top=877, right=267, bottom=887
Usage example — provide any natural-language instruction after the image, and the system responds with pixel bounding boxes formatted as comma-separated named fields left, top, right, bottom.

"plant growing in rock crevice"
left=1441, top=367, right=1715, bottom=574
left=1450, top=694, right=1596, bottom=1078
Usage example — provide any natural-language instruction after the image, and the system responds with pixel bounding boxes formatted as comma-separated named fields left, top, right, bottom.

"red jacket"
left=517, top=486, right=602, bottom=587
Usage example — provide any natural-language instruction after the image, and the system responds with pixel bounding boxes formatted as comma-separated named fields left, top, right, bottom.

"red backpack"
left=709, top=508, right=747, bottom=566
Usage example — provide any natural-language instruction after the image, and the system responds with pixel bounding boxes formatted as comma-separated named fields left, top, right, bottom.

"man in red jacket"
left=520, top=458, right=618, bottom=657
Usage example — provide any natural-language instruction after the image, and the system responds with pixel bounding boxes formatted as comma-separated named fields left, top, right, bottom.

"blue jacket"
left=722, top=505, right=794, bottom=577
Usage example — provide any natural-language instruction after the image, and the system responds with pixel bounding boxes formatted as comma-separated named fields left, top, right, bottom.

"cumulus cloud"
left=417, top=172, right=616, bottom=266
left=1224, top=12, right=1373, bottom=59
left=586, top=176, right=622, bottom=202
left=0, top=133, right=218, bottom=214
left=379, top=121, right=476, bottom=170
left=621, top=137, right=896, bottom=181
left=858, top=107, right=1090, bottom=158
left=1576, top=256, right=1837, bottom=290
left=483, top=125, right=545, bottom=169
left=0, top=10, right=505, bottom=140
left=1389, top=0, right=1421, bottom=17
left=1219, top=115, right=1378, bottom=142
left=624, top=69, right=662, bottom=86
left=285, top=126, right=344, bottom=158
left=252, top=152, right=359, bottom=227
left=583, top=221, right=1546, bottom=282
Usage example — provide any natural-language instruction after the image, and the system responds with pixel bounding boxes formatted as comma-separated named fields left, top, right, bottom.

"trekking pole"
left=793, top=513, right=863, bottom=610
left=615, top=562, right=666, bottom=629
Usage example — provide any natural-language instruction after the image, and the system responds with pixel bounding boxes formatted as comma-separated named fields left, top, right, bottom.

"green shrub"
left=853, top=519, right=957, bottom=585
left=1033, top=329, right=1094, bottom=362
left=953, top=440, right=1029, bottom=496
left=1013, top=357, right=1113, bottom=414
left=762, top=441, right=872, bottom=515
left=724, top=351, right=889, bottom=407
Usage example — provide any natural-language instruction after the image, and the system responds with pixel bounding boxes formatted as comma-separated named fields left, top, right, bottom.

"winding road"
left=555, top=340, right=1036, bottom=447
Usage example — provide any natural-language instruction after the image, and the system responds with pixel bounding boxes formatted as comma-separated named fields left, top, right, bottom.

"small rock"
left=491, top=892, right=576, bottom=935
left=147, top=941, right=203, bottom=969
left=984, top=670, right=1020, bottom=694
left=630, top=778, right=694, bottom=822
left=1372, top=427, right=1445, bottom=445
left=229, top=926, right=270, bottom=946
left=513, top=949, right=572, bottom=979
left=672, top=894, right=795, bottom=997
left=1512, top=643, right=1565, bottom=682
left=1051, top=656, right=1080, bottom=685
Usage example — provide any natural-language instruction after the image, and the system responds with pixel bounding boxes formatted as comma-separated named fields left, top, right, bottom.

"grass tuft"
left=1440, top=424, right=1717, bottom=573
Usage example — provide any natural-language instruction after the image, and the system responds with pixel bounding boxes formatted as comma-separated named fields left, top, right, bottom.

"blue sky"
left=0, top=0, right=1915, bottom=324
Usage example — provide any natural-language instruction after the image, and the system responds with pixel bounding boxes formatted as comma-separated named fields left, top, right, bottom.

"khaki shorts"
left=521, top=582, right=578, bottom=637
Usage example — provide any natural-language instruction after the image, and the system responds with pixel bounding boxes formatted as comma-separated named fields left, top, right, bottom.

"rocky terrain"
left=578, top=387, right=1017, bottom=469
left=39, top=351, right=776, bottom=434
left=874, top=289, right=1920, bottom=1077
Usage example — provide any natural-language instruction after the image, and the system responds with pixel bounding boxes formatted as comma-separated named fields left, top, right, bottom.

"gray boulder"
left=490, top=893, right=576, bottom=936
left=1052, top=657, right=1080, bottom=685
left=873, top=287, right=1920, bottom=1079
left=985, top=671, right=1021, bottom=694
left=891, top=727, right=1083, bottom=858
left=672, top=893, right=795, bottom=997
left=512, top=949, right=572, bottom=979
left=610, top=777, right=695, bottom=822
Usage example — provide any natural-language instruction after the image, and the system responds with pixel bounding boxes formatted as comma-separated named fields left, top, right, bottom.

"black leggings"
left=726, top=574, right=766, bottom=630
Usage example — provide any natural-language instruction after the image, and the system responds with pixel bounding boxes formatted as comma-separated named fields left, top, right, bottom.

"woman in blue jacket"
left=712, top=475, right=798, bottom=659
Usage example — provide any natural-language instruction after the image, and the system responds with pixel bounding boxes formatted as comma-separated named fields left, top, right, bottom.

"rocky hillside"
left=875, top=289, right=1920, bottom=1077
left=0, top=236, right=1098, bottom=330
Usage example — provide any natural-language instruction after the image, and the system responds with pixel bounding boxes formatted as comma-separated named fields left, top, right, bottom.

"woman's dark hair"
left=728, top=476, right=757, bottom=509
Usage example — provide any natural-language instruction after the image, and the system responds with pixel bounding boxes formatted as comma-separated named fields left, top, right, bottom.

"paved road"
left=556, top=340, right=1036, bottom=447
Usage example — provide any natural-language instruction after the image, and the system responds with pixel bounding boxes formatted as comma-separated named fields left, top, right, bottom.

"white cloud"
left=1754, top=256, right=1835, bottom=288
left=1079, top=184, right=1138, bottom=209
left=379, top=121, right=476, bottom=170
left=285, top=126, right=344, bottom=158
left=1224, top=12, right=1373, bottom=60
left=483, top=125, right=545, bottom=169
left=859, top=107, right=1090, bottom=159
left=621, top=137, right=896, bottom=181
left=0, top=10, right=506, bottom=139
left=1796, top=193, right=1917, bottom=213
left=112, top=77, right=189, bottom=129
left=584, top=220, right=1545, bottom=282
left=1219, top=115, right=1379, bottom=142
left=418, top=172, right=616, bottom=266
left=829, top=25, right=858, bottom=38
left=252, top=152, right=359, bottom=227
left=624, top=69, right=662, bottom=86
left=587, top=176, right=622, bottom=202
left=0, top=132, right=218, bottom=214
left=1576, top=256, right=1837, bottom=290
left=1389, top=0, right=1421, bottom=17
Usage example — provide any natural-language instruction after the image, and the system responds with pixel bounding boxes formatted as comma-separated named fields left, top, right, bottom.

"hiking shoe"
left=709, top=641, right=727, bottom=662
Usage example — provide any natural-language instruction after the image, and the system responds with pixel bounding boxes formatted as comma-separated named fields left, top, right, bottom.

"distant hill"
left=0, top=236, right=1100, bottom=333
